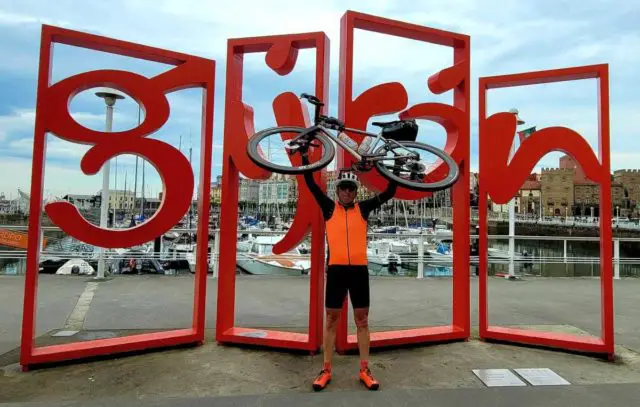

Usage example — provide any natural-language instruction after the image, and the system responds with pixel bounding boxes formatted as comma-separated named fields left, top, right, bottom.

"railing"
left=1, top=225, right=639, bottom=279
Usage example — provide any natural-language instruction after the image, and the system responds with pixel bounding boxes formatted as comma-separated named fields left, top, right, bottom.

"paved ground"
left=2, top=330, right=640, bottom=405
left=0, top=277, right=87, bottom=355
left=1, top=275, right=640, bottom=405
left=3, top=385, right=640, bottom=407
left=2, top=275, right=638, bottom=352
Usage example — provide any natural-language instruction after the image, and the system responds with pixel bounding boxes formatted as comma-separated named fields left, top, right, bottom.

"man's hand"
left=300, top=150, right=310, bottom=165
left=392, top=159, right=403, bottom=177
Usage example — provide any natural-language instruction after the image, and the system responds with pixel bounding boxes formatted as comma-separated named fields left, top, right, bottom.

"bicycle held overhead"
left=247, top=93, right=459, bottom=192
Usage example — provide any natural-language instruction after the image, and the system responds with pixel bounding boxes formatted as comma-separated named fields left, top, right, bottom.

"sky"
left=0, top=0, right=638, bottom=199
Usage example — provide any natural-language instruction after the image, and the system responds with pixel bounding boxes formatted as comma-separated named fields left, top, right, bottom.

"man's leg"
left=350, top=267, right=379, bottom=390
left=354, top=307, right=370, bottom=364
left=313, top=267, right=347, bottom=391
left=323, top=309, right=341, bottom=366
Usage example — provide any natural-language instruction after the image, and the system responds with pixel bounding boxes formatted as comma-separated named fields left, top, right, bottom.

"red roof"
left=521, top=180, right=541, bottom=190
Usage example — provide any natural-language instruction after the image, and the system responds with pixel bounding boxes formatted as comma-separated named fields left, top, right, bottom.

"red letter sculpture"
left=20, top=25, right=215, bottom=369
left=478, top=65, right=614, bottom=358
left=216, top=32, right=329, bottom=352
left=335, top=11, right=471, bottom=352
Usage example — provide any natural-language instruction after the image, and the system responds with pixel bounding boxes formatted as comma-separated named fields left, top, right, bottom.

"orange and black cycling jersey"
left=303, top=170, right=396, bottom=266
left=302, top=172, right=397, bottom=222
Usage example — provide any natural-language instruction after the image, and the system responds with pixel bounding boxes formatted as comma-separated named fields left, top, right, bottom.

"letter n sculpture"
left=478, top=65, right=614, bottom=358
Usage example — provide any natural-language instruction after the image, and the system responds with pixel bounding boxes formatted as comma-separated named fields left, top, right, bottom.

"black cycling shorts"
left=325, top=265, right=370, bottom=309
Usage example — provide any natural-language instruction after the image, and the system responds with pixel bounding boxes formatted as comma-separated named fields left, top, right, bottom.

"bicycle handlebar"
left=300, top=93, right=323, bottom=106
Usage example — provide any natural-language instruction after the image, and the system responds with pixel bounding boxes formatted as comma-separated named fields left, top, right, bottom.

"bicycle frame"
left=296, top=124, right=414, bottom=164
left=300, top=95, right=415, bottom=165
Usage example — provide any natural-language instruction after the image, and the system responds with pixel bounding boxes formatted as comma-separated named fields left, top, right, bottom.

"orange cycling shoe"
left=312, top=369, right=332, bottom=391
left=359, top=368, right=380, bottom=390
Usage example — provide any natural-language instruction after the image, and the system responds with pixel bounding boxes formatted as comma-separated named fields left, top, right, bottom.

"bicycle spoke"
left=253, top=130, right=326, bottom=170
left=372, top=140, right=459, bottom=192
left=375, top=143, right=449, bottom=186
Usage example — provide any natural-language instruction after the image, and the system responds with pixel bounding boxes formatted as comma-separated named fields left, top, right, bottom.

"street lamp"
left=95, top=88, right=125, bottom=280
left=507, top=108, right=525, bottom=277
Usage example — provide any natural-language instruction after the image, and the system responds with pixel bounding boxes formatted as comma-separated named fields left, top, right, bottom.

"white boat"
left=434, top=224, right=453, bottom=240
left=371, top=226, right=399, bottom=234
left=55, top=259, right=95, bottom=275
left=426, top=242, right=453, bottom=263
left=389, top=240, right=411, bottom=254
left=165, top=234, right=213, bottom=273
left=367, top=240, right=402, bottom=267
left=167, top=242, right=196, bottom=272
left=487, top=247, right=528, bottom=261
left=237, top=235, right=310, bottom=276
left=371, top=238, right=412, bottom=254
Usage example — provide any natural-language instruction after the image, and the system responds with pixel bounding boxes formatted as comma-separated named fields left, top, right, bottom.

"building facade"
left=135, top=197, right=161, bottom=214
left=239, top=178, right=260, bottom=205
left=614, top=169, right=640, bottom=216
left=540, top=168, right=573, bottom=216
left=519, top=178, right=541, bottom=216
left=108, top=190, right=136, bottom=210
left=258, top=174, right=291, bottom=206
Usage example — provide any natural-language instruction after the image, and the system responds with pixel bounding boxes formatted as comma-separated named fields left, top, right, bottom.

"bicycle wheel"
left=247, top=126, right=335, bottom=174
left=373, top=141, right=459, bottom=191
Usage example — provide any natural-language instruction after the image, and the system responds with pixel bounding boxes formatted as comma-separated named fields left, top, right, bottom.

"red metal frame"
left=216, top=33, right=329, bottom=352
left=336, top=10, right=471, bottom=352
left=20, top=25, right=215, bottom=370
left=478, top=64, right=614, bottom=358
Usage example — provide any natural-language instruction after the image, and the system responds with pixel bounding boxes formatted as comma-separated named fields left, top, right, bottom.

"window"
left=278, top=184, right=288, bottom=200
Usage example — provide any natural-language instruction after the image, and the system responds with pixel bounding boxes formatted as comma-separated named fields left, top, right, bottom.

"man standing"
left=302, top=156, right=397, bottom=391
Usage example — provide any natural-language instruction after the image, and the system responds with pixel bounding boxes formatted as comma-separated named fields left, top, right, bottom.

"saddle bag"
left=381, top=119, right=418, bottom=142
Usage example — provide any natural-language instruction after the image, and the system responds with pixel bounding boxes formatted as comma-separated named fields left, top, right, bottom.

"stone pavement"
left=3, top=384, right=640, bottom=407
left=2, top=333, right=640, bottom=405
left=3, top=275, right=640, bottom=354
left=1, top=275, right=640, bottom=405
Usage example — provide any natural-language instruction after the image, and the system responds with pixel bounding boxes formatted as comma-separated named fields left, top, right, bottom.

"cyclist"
left=301, top=154, right=398, bottom=391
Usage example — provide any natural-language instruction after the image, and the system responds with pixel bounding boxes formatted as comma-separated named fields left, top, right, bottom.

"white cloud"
left=0, top=109, right=36, bottom=140
left=70, top=111, right=105, bottom=122
left=0, top=10, right=70, bottom=27
left=0, top=156, right=97, bottom=197
left=1, top=0, right=639, bottom=194
left=610, top=152, right=640, bottom=171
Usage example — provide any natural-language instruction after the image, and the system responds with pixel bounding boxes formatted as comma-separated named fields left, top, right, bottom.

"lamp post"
left=508, top=108, right=525, bottom=277
left=95, top=89, right=125, bottom=280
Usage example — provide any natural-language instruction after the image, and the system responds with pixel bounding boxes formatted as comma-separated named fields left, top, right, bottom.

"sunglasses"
left=338, top=184, right=357, bottom=192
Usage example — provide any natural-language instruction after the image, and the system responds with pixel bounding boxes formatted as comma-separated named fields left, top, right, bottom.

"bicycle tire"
left=247, top=126, right=335, bottom=175
left=374, top=141, right=459, bottom=191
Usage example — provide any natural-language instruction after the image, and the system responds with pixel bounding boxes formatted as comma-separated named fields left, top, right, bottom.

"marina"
left=2, top=221, right=639, bottom=278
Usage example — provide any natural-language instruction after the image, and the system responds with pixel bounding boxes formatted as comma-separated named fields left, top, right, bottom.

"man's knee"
left=326, top=309, right=341, bottom=329
left=354, top=308, right=369, bottom=329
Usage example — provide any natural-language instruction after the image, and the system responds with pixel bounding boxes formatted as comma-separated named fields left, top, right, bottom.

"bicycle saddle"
left=372, top=120, right=401, bottom=128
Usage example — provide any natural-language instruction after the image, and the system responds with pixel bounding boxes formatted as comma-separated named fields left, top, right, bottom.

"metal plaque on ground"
left=51, top=330, right=79, bottom=337
left=514, top=368, right=571, bottom=386
left=239, top=330, right=268, bottom=338
left=472, top=369, right=527, bottom=387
